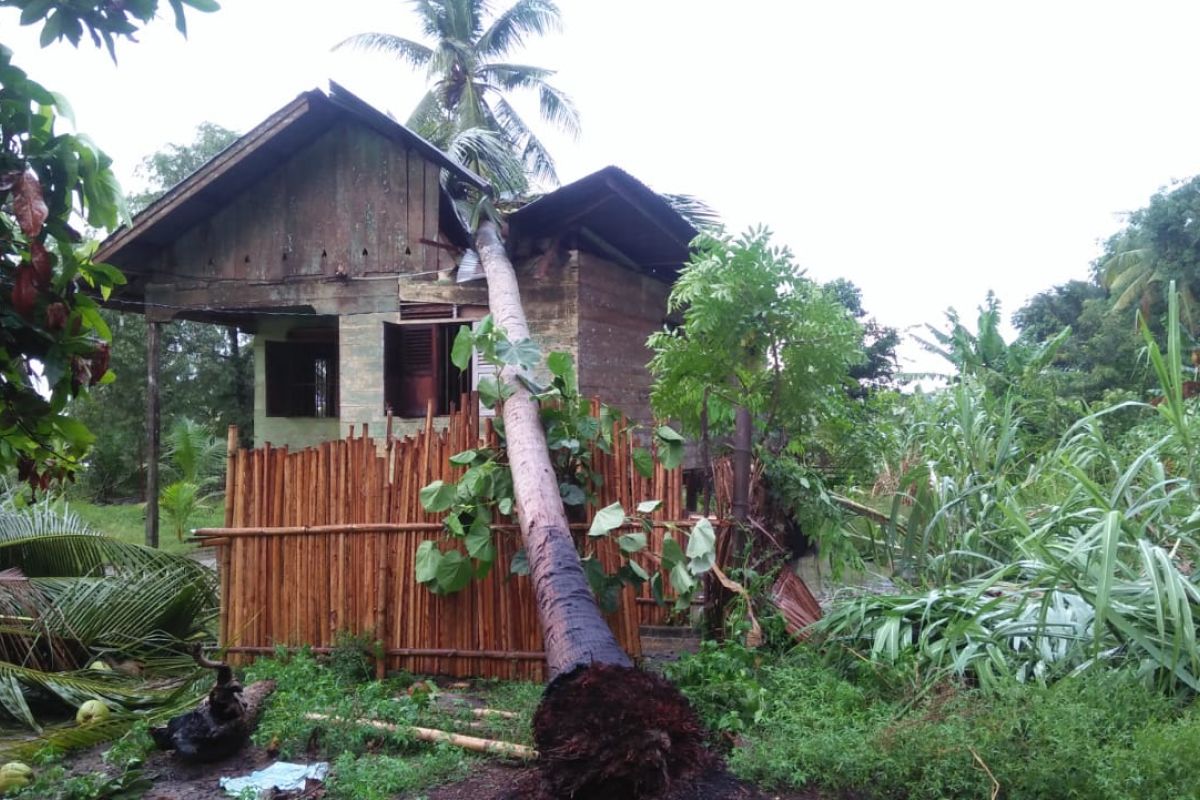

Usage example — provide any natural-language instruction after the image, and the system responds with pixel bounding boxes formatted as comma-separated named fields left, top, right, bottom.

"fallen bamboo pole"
left=303, top=713, right=536, bottom=760
left=472, top=708, right=519, bottom=720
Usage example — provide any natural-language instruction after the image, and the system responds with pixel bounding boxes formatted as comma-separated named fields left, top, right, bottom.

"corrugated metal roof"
left=507, top=166, right=698, bottom=280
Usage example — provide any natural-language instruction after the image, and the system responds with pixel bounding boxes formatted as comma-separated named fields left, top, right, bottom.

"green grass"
left=57, top=498, right=225, bottom=556
left=669, top=640, right=1200, bottom=800
left=241, top=646, right=543, bottom=800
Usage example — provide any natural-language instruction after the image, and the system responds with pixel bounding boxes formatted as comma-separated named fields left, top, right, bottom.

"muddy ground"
left=54, top=742, right=824, bottom=799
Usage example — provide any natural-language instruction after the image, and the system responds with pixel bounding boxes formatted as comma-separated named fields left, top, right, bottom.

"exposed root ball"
left=532, top=663, right=716, bottom=799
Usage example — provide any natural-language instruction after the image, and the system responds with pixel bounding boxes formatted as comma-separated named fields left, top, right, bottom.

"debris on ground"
left=218, top=761, right=329, bottom=798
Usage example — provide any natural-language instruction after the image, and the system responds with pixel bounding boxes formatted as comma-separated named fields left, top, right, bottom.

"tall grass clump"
left=824, top=283, right=1200, bottom=693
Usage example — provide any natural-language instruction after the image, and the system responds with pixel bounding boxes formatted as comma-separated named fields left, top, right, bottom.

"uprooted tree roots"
left=531, top=663, right=716, bottom=799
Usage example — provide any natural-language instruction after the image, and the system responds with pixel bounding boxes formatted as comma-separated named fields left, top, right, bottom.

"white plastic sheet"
left=219, top=761, right=329, bottom=798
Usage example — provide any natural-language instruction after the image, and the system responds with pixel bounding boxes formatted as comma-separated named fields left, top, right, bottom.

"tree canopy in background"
left=337, top=0, right=578, bottom=196
left=0, top=0, right=217, bottom=492
left=74, top=123, right=251, bottom=503
left=126, top=121, right=237, bottom=214
left=1008, top=178, right=1200, bottom=410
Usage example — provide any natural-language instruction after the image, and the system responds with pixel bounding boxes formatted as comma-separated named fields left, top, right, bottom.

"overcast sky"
left=7, top=1, right=1200, bottom=372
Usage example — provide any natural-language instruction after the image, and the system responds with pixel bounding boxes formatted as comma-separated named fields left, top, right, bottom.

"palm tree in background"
left=337, top=0, right=579, bottom=195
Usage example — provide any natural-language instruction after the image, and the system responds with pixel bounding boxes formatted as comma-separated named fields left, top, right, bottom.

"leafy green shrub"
left=665, top=640, right=767, bottom=736
left=676, top=642, right=1200, bottom=800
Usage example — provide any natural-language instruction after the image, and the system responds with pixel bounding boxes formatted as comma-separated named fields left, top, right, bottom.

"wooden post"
left=145, top=320, right=162, bottom=549
left=225, top=426, right=239, bottom=528
left=731, top=404, right=752, bottom=550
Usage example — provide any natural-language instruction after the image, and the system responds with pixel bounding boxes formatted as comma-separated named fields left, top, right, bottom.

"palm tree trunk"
left=475, top=220, right=712, bottom=799
left=475, top=220, right=630, bottom=677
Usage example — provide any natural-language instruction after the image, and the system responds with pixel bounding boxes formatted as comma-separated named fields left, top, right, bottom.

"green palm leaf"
left=0, top=489, right=216, bottom=730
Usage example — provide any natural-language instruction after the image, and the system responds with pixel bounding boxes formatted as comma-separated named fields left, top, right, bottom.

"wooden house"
left=96, top=84, right=697, bottom=453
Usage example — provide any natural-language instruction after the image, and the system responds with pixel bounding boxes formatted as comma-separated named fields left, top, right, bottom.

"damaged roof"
left=95, top=82, right=488, bottom=266
left=507, top=166, right=698, bottom=279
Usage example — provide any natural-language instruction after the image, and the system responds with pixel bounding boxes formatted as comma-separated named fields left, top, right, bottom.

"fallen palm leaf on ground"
left=0, top=488, right=217, bottom=743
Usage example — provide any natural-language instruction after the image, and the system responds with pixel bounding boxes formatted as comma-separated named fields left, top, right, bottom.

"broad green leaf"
left=636, top=499, right=662, bottom=514
left=588, top=502, right=625, bottom=537
left=627, top=558, right=649, bottom=581
left=656, top=425, right=685, bottom=443
left=547, top=351, right=575, bottom=384
left=559, top=483, right=586, bottom=506
left=435, top=550, right=473, bottom=594
left=478, top=377, right=502, bottom=408
left=466, top=517, right=493, bottom=559
left=669, top=562, right=695, bottom=595
left=686, top=518, right=717, bottom=573
left=415, top=540, right=441, bottom=584
left=419, top=480, right=457, bottom=513
left=496, top=337, right=541, bottom=369
left=661, top=533, right=686, bottom=568
left=449, top=449, right=477, bottom=466
left=498, top=496, right=514, bottom=516
left=656, top=426, right=685, bottom=470
left=632, top=448, right=654, bottom=479
left=510, top=548, right=529, bottom=576
left=451, top=325, right=474, bottom=370
left=618, top=532, right=647, bottom=554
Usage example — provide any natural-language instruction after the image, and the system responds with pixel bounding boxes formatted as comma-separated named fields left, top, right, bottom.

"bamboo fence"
left=197, top=394, right=707, bottom=681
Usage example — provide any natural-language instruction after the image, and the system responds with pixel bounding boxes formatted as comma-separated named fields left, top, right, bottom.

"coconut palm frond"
left=446, top=127, right=530, bottom=197
left=491, top=95, right=557, bottom=185
left=478, top=62, right=554, bottom=88
left=476, top=0, right=562, bottom=58
left=34, top=564, right=215, bottom=647
left=407, top=90, right=451, bottom=141
left=333, top=32, right=434, bottom=69
left=537, top=80, right=580, bottom=139
left=0, top=671, right=210, bottom=759
left=0, top=489, right=217, bottom=730
left=0, top=495, right=91, bottom=540
left=0, top=661, right=192, bottom=731
left=661, top=193, right=720, bottom=232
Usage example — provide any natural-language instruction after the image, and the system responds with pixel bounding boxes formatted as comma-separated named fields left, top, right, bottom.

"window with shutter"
left=383, top=322, right=471, bottom=417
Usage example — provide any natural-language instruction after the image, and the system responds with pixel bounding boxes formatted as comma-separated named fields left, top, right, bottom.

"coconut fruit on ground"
left=76, top=699, right=111, bottom=725
left=0, top=762, right=32, bottom=793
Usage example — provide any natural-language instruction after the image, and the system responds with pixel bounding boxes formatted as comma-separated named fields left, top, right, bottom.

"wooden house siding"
left=576, top=253, right=671, bottom=426
left=142, top=122, right=453, bottom=286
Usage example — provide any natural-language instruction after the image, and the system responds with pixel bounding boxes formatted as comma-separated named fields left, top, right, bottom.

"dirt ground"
left=418, top=762, right=825, bottom=800
left=57, top=743, right=823, bottom=800
left=62, top=742, right=283, bottom=800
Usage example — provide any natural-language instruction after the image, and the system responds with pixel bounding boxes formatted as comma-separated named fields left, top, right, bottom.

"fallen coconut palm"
left=476, top=219, right=714, bottom=799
